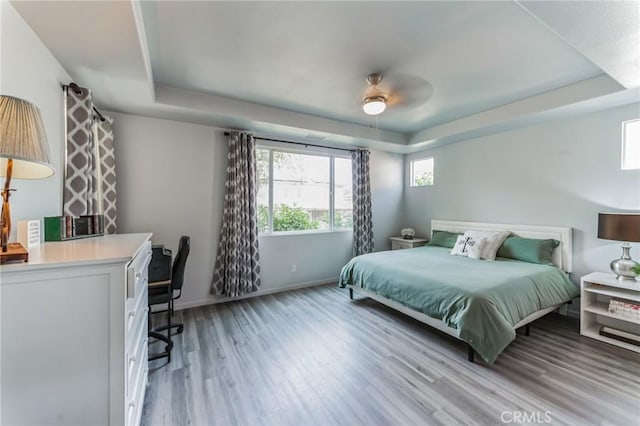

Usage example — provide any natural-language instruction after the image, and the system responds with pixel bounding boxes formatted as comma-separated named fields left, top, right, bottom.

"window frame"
left=410, top=156, right=435, bottom=187
left=621, top=118, right=640, bottom=170
left=257, top=143, right=353, bottom=236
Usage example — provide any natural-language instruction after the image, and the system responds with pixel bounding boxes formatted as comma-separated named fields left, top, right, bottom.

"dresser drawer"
left=391, top=241, right=407, bottom=250
left=126, top=351, right=147, bottom=426
left=127, top=242, right=152, bottom=300
left=126, top=284, right=148, bottom=343
left=126, top=311, right=148, bottom=400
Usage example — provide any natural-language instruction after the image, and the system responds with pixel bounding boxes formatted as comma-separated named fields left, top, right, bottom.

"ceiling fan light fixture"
left=363, top=96, right=386, bottom=115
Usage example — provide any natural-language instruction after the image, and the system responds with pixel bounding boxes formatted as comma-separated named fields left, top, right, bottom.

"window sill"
left=259, top=229, right=352, bottom=238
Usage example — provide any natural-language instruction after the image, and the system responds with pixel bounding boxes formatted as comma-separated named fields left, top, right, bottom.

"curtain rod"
left=223, top=132, right=355, bottom=153
left=63, top=83, right=107, bottom=122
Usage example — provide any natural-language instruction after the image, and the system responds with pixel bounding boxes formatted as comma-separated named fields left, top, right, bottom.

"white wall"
left=405, top=103, right=640, bottom=283
left=0, top=2, right=70, bottom=237
left=111, top=111, right=405, bottom=309
left=370, top=150, right=406, bottom=250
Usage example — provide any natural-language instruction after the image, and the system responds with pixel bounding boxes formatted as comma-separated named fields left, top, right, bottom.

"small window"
left=410, top=157, right=434, bottom=186
left=622, top=118, right=639, bottom=170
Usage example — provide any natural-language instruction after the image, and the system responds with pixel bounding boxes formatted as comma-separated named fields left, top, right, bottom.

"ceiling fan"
left=362, top=73, right=387, bottom=115
left=361, top=72, right=434, bottom=116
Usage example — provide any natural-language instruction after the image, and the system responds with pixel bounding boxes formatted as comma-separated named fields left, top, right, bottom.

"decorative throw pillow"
left=497, top=236, right=560, bottom=265
left=467, top=237, right=487, bottom=259
left=462, top=230, right=510, bottom=261
left=451, top=235, right=486, bottom=259
left=428, top=230, right=461, bottom=248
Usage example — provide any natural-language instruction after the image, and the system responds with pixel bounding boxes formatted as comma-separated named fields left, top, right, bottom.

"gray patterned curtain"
left=63, top=85, right=117, bottom=233
left=64, top=85, right=98, bottom=216
left=211, top=132, right=262, bottom=297
left=352, top=149, right=374, bottom=256
left=94, top=117, right=117, bottom=234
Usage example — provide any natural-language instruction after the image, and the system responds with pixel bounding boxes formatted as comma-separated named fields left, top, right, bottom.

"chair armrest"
left=148, top=279, right=171, bottom=288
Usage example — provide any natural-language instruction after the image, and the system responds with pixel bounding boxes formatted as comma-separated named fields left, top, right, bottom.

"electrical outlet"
left=291, top=264, right=297, bottom=273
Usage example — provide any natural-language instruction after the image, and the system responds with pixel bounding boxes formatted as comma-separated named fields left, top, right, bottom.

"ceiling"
left=10, top=0, right=640, bottom=152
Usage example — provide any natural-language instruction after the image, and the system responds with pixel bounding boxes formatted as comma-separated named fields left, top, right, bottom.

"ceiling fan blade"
left=384, top=74, right=434, bottom=108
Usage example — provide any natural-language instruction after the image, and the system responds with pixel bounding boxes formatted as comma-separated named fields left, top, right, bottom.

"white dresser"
left=0, top=233, right=152, bottom=426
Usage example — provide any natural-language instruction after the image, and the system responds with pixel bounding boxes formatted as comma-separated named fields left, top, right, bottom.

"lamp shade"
left=0, top=95, right=54, bottom=179
left=598, top=213, right=640, bottom=242
left=363, top=96, right=386, bottom=115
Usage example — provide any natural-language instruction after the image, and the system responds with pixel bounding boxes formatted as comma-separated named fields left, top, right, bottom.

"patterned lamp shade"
left=0, top=95, right=54, bottom=179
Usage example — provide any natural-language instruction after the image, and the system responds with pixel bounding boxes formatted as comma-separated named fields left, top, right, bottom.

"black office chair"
left=148, top=236, right=190, bottom=362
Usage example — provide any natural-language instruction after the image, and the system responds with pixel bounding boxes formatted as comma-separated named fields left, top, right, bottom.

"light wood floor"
left=142, top=285, right=640, bottom=426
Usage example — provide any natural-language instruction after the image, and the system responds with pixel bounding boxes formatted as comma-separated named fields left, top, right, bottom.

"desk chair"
left=148, top=236, right=190, bottom=362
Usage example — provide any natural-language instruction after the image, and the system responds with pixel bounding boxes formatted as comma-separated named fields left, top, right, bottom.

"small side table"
left=580, top=272, right=640, bottom=353
left=390, top=237, right=428, bottom=250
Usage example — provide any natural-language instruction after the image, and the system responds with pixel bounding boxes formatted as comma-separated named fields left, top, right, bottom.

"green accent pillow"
left=428, top=230, right=461, bottom=249
left=497, top=236, right=559, bottom=265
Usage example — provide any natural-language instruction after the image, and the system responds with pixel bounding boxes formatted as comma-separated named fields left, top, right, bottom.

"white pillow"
left=467, top=237, right=487, bottom=259
left=462, top=230, right=510, bottom=261
left=451, top=235, right=487, bottom=259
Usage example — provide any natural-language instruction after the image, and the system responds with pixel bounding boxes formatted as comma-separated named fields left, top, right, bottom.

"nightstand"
left=580, top=272, right=640, bottom=353
left=390, top=237, right=428, bottom=250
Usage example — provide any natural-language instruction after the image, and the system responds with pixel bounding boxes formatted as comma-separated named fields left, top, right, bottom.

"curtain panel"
left=94, top=117, right=117, bottom=234
left=64, top=86, right=98, bottom=216
left=211, top=132, right=262, bottom=297
left=352, top=149, right=374, bottom=256
left=63, top=85, right=117, bottom=234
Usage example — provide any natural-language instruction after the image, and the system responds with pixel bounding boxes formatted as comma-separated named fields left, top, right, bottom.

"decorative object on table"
left=44, top=215, right=104, bottom=241
left=401, top=228, right=415, bottom=240
left=16, top=219, right=41, bottom=249
left=632, top=263, right=640, bottom=277
left=598, top=212, right=640, bottom=281
left=0, top=95, right=55, bottom=264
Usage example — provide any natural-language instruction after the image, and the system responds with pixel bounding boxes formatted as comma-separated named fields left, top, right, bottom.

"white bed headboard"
left=431, top=220, right=573, bottom=273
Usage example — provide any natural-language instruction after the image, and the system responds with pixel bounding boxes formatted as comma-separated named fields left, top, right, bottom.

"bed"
left=339, top=220, right=579, bottom=364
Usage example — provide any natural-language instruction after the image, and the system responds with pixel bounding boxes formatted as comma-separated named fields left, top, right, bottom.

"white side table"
left=580, top=272, right=640, bottom=353
left=390, top=237, right=429, bottom=250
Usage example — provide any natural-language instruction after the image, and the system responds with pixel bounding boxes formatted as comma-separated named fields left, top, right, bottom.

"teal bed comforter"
left=338, top=246, right=578, bottom=364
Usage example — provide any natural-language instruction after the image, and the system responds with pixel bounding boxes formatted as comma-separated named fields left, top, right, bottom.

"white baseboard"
left=174, top=277, right=338, bottom=311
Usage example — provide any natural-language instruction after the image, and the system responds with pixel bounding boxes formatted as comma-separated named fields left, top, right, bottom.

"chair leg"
left=154, top=299, right=184, bottom=334
left=171, top=298, right=184, bottom=333
left=167, top=286, right=172, bottom=363
left=148, top=310, right=173, bottom=361
left=148, top=296, right=175, bottom=362
left=154, top=323, right=184, bottom=334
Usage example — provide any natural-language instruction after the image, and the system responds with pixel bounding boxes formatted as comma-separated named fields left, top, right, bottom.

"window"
left=410, top=157, right=434, bottom=186
left=257, top=147, right=353, bottom=233
left=622, top=118, right=639, bottom=170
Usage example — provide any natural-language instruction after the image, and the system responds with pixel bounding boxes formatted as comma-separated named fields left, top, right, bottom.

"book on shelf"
left=599, top=326, right=640, bottom=347
left=607, top=299, right=640, bottom=320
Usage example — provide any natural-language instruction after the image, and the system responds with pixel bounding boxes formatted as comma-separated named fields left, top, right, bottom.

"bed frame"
left=347, top=219, right=573, bottom=363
